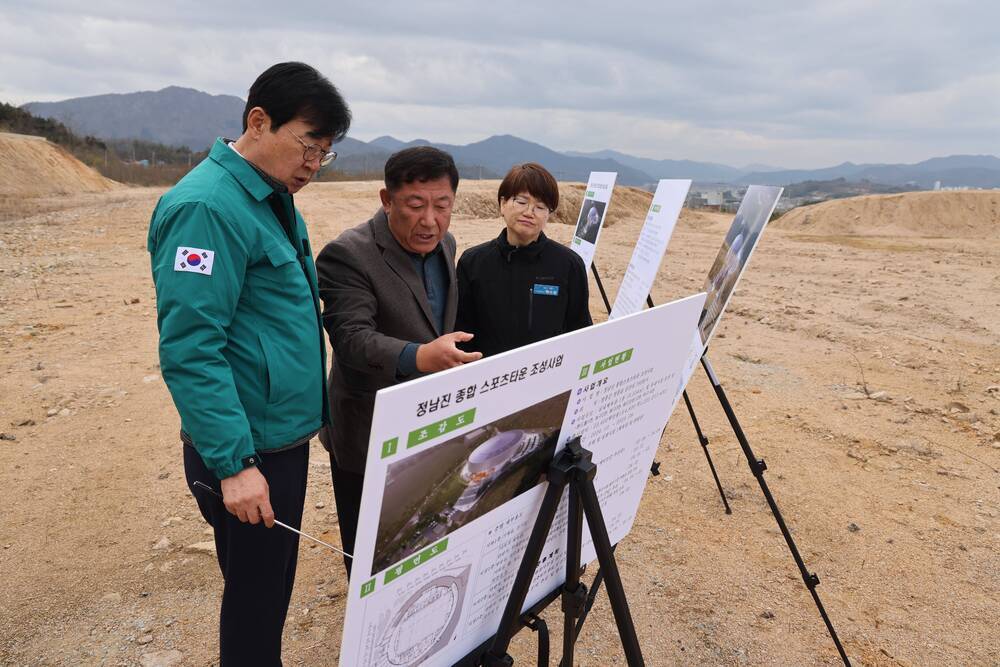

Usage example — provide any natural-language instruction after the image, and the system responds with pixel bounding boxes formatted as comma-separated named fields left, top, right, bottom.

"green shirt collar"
left=208, top=137, right=283, bottom=202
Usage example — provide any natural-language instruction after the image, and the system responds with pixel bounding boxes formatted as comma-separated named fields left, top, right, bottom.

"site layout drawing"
left=570, top=171, right=617, bottom=268
left=339, top=292, right=707, bottom=666
left=609, top=179, right=691, bottom=320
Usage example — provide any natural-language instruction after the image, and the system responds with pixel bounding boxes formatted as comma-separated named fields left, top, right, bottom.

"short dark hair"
left=384, top=146, right=460, bottom=194
left=243, top=62, right=351, bottom=141
left=497, top=163, right=559, bottom=212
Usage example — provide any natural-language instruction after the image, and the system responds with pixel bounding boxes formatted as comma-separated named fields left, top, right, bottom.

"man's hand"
left=220, top=466, right=275, bottom=527
left=415, top=332, right=483, bottom=372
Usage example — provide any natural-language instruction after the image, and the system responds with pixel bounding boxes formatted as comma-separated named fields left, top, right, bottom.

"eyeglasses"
left=285, top=127, right=337, bottom=167
left=508, top=195, right=551, bottom=218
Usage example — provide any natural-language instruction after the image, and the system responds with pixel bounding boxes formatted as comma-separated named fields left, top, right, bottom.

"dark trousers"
left=328, top=451, right=365, bottom=577
left=185, top=443, right=309, bottom=667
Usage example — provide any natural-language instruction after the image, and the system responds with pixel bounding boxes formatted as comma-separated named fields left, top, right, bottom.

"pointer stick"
left=192, top=480, right=352, bottom=559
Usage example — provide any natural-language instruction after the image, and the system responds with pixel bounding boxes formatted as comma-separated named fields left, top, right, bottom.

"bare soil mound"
left=454, top=180, right=653, bottom=227
left=0, top=132, right=119, bottom=198
left=773, top=190, right=1000, bottom=238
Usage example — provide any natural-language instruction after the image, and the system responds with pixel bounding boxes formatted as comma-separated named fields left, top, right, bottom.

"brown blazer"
left=316, top=208, right=457, bottom=474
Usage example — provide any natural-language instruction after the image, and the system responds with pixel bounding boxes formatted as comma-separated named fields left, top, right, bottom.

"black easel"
left=583, top=262, right=851, bottom=666
left=700, top=355, right=851, bottom=665
left=461, top=436, right=645, bottom=667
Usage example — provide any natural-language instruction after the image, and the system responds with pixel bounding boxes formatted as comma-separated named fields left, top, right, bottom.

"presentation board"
left=569, top=171, right=617, bottom=268
left=697, top=185, right=783, bottom=345
left=608, top=179, right=691, bottom=320
left=339, top=292, right=706, bottom=666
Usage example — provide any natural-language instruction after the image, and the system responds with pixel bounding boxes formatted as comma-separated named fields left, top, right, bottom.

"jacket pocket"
left=528, top=279, right=565, bottom=336
left=252, top=242, right=299, bottom=285
left=258, top=332, right=282, bottom=404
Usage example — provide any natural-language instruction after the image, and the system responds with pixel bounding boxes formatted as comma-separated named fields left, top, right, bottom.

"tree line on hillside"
left=1, top=102, right=208, bottom=186
left=782, top=177, right=912, bottom=201
left=1, top=102, right=392, bottom=186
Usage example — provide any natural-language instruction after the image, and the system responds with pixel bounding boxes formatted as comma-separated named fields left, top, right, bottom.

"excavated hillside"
left=0, top=132, right=119, bottom=198
left=773, top=190, right=1000, bottom=238
left=453, top=180, right=655, bottom=228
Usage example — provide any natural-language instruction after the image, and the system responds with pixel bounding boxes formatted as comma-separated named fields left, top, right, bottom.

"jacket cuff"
left=396, top=342, right=420, bottom=379
left=198, top=435, right=257, bottom=480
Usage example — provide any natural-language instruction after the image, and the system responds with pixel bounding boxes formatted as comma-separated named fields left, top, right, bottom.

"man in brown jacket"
left=316, top=146, right=481, bottom=573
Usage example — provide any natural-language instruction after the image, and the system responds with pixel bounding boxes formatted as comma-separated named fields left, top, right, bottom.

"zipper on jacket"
left=269, top=192, right=329, bottom=425
left=527, top=286, right=534, bottom=331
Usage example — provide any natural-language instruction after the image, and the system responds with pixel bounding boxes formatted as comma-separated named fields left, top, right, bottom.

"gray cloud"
left=1, top=1, right=997, bottom=167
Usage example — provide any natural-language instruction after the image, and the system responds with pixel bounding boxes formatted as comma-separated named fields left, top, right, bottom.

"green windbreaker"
left=148, top=139, right=328, bottom=479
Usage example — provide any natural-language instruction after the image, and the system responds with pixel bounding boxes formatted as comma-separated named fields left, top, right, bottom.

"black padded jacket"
left=456, top=229, right=593, bottom=357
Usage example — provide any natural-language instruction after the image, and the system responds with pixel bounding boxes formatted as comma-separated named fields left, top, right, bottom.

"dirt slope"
left=454, top=180, right=654, bottom=228
left=0, top=132, right=119, bottom=198
left=773, top=190, right=1000, bottom=238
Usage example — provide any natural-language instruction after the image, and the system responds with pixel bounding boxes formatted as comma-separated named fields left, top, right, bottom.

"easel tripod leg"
left=569, top=547, right=611, bottom=647
left=700, top=356, right=852, bottom=666
left=562, top=483, right=585, bottom=667
left=682, top=389, right=732, bottom=514
left=578, top=480, right=645, bottom=666
left=590, top=262, right=613, bottom=313
left=645, top=290, right=729, bottom=513
left=484, top=478, right=566, bottom=664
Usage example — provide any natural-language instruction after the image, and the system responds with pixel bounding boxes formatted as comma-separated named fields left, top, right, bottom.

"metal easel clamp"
left=561, top=582, right=588, bottom=618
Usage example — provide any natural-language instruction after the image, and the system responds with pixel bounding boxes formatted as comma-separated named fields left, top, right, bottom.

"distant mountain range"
left=20, top=87, right=1000, bottom=188
left=24, top=87, right=244, bottom=152
left=337, top=134, right=654, bottom=184
left=565, top=149, right=745, bottom=182
left=740, top=155, right=1000, bottom=189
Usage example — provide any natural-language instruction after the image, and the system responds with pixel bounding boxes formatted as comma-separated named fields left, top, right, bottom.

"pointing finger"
left=458, top=351, right=483, bottom=363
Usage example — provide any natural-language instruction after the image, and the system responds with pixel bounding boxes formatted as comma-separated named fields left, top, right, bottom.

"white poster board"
left=339, top=292, right=706, bottom=667
left=608, top=179, right=691, bottom=320
left=696, top=185, right=783, bottom=346
left=569, top=171, right=617, bottom=268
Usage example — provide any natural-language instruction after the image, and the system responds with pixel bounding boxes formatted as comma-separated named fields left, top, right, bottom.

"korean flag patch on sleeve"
left=174, top=246, right=215, bottom=275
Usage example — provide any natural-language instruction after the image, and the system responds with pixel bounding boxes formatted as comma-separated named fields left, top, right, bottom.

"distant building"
left=687, top=189, right=725, bottom=211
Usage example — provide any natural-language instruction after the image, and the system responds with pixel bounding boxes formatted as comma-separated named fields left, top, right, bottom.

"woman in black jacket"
left=456, top=162, right=592, bottom=357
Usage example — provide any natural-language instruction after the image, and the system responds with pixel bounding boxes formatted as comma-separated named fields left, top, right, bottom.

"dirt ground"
left=0, top=180, right=997, bottom=666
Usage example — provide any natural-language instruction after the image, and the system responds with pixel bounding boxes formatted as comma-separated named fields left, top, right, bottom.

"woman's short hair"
left=497, top=163, right=559, bottom=212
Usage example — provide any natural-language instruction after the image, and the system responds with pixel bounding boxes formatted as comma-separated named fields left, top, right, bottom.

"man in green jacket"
left=148, top=62, right=350, bottom=665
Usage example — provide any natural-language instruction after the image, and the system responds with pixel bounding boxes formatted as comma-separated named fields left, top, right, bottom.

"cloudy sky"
left=2, top=1, right=997, bottom=168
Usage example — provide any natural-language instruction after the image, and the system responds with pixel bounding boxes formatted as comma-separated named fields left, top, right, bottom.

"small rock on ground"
left=185, top=541, right=216, bottom=555
left=140, top=649, right=183, bottom=667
